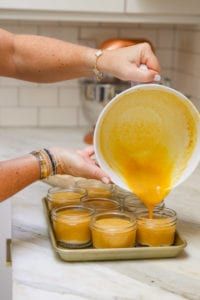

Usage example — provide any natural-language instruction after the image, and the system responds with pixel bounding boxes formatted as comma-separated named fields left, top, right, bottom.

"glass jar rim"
left=124, top=196, right=164, bottom=209
left=90, top=210, right=136, bottom=232
left=47, top=187, right=87, bottom=200
left=76, top=179, right=114, bottom=191
left=51, top=205, right=94, bottom=221
left=81, top=197, right=120, bottom=209
left=137, top=208, right=177, bottom=226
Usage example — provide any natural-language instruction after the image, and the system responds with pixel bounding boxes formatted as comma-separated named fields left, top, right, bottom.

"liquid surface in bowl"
left=99, top=88, right=198, bottom=217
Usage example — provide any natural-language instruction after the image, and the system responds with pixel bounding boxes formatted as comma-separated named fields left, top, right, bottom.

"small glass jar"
left=81, top=197, right=120, bottom=213
left=112, top=185, right=132, bottom=206
left=90, top=211, right=137, bottom=248
left=47, top=187, right=87, bottom=210
left=124, top=194, right=165, bottom=214
left=136, top=208, right=177, bottom=247
left=52, top=205, right=94, bottom=248
left=76, top=179, right=114, bottom=198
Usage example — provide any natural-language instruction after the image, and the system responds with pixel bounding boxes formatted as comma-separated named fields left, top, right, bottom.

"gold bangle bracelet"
left=93, top=49, right=104, bottom=81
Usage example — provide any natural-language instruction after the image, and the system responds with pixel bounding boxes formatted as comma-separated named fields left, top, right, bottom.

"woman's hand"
left=50, top=146, right=110, bottom=184
left=98, top=42, right=161, bottom=83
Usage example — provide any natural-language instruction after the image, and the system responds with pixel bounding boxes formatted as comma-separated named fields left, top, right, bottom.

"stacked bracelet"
left=31, top=149, right=58, bottom=179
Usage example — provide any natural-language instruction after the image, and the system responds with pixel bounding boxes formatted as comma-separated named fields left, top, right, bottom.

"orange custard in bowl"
left=52, top=205, right=94, bottom=248
left=136, top=208, right=177, bottom=246
left=91, top=212, right=136, bottom=248
left=98, top=88, right=198, bottom=217
left=47, top=187, right=87, bottom=210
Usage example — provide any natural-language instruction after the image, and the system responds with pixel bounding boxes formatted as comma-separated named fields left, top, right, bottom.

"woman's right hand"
left=50, top=146, right=110, bottom=184
left=98, top=42, right=161, bottom=83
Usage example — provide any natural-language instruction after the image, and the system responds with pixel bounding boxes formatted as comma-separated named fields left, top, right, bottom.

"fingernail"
left=102, top=177, right=110, bottom=184
left=154, top=74, right=161, bottom=82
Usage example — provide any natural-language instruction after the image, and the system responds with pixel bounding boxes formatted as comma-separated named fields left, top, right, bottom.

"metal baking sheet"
left=42, top=198, right=187, bottom=262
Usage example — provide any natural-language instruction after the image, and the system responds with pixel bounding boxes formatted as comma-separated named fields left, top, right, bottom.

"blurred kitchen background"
left=0, top=3, right=199, bottom=300
left=0, top=1, right=199, bottom=130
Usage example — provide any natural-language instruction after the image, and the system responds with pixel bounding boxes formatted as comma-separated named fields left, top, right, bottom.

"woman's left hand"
left=50, top=146, right=110, bottom=183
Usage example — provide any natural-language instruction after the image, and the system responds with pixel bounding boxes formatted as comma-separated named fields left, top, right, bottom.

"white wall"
left=0, top=21, right=199, bottom=127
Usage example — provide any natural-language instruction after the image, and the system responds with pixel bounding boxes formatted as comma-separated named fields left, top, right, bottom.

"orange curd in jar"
left=136, top=208, right=177, bottom=246
left=52, top=205, right=94, bottom=248
left=47, top=187, right=87, bottom=210
left=90, top=211, right=136, bottom=248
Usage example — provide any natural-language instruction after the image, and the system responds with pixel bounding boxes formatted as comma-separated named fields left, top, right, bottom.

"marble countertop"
left=1, top=128, right=199, bottom=300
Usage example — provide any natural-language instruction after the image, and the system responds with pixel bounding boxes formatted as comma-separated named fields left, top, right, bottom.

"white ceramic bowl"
left=94, top=84, right=200, bottom=192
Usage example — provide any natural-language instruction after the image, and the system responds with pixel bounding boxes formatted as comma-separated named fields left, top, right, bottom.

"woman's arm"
left=0, top=154, right=40, bottom=202
left=0, top=28, right=160, bottom=83
left=0, top=147, right=109, bottom=202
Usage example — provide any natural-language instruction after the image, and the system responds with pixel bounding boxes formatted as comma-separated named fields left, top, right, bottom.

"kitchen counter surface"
left=1, top=128, right=200, bottom=300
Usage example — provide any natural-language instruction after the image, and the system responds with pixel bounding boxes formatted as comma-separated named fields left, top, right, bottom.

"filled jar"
left=136, top=208, right=177, bottom=247
left=47, top=187, right=87, bottom=210
left=76, top=179, right=114, bottom=198
left=124, top=194, right=165, bottom=214
left=52, top=205, right=94, bottom=248
left=90, top=211, right=137, bottom=248
left=81, top=197, right=120, bottom=213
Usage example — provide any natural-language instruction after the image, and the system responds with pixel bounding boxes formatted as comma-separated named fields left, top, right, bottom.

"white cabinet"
left=0, top=0, right=124, bottom=13
left=0, top=0, right=199, bottom=23
left=0, top=267, right=12, bottom=300
left=0, top=200, right=12, bottom=300
left=126, top=0, right=200, bottom=15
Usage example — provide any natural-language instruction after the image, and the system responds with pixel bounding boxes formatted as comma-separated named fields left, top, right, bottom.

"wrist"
left=81, top=47, right=97, bottom=77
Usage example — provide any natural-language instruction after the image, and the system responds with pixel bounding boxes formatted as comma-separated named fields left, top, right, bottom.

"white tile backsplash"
left=38, top=25, right=79, bottom=43
left=19, top=87, right=58, bottom=107
left=0, top=21, right=199, bottom=127
left=58, top=87, right=81, bottom=107
left=0, top=88, right=18, bottom=106
left=157, top=28, right=174, bottom=49
left=0, top=107, right=38, bottom=126
left=39, top=107, right=77, bottom=127
left=119, top=28, right=158, bottom=47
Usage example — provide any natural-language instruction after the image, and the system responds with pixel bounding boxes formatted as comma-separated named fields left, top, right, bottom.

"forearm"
left=0, top=155, right=40, bottom=202
left=0, top=28, right=96, bottom=83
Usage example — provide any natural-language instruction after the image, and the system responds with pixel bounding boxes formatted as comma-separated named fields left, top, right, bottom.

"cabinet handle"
left=6, top=239, right=12, bottom=266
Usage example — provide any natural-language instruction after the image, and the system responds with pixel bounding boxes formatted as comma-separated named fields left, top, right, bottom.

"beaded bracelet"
left=43, top=148, right=58, bottom=175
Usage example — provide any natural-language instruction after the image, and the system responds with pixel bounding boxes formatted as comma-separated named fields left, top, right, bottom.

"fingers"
left=83, top=163, right=110, bottom=184
left=129, top=64, right=160, bottom=83
left=83, top=146, right=94, bottom=156
left=141, top=43, right=161, bottom=74
left=77, top=146, right=94, bottom=158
